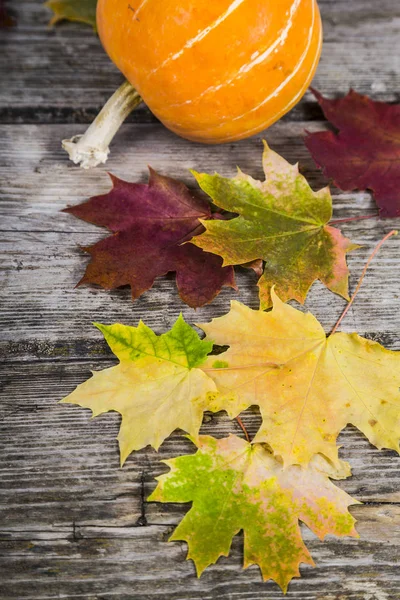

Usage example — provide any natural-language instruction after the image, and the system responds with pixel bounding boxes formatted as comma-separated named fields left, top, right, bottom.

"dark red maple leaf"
left=64, top=168, right=236, bottom=308
left=305, top=89, right=400, bottom=217
left=0, top=0, right=15, bottom=27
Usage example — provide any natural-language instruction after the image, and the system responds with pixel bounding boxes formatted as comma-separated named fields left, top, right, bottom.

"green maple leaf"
left=60, top=316, right=217, bottom=464
left=46, top=0, right=97, bottom=29
left=149, top=434, right=358, bottom=592
left=190, top=141, right=359, bottom=308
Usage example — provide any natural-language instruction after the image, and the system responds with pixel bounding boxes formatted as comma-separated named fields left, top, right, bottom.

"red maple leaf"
left=305, top=89, right=400, bottom=217
left=64, top=169, right=236, bottom=308
left=0, top=0, right=15, bottom=27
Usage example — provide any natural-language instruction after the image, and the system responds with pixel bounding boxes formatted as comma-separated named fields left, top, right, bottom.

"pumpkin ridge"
left=237, top=0, right=303, bottom=75
left=166, top=1, right=320, bottom=138
left=144, top=0, right=248, bottom=81
left=204, top=0, right=317, bottom=128
left=228, top=17, right=323, bottom=141
left=133, top=0, right=149, bottom=19
left=180, top=32, right=321, bottom=144
left=164, top=0, right=304, bottom=111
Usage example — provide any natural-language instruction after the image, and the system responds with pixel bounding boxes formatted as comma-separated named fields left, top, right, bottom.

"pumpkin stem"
left=62, top=80, right=142, bottom=169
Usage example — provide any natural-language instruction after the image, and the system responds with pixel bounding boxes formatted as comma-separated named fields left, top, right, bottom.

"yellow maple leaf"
left=60, top=316, right=217, bottom=464
left=199, top=290, right=400, bottom=467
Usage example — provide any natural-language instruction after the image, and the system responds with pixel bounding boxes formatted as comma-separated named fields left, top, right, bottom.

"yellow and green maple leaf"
left=149, top=434, right=358, bottom=592
left=61, top=315, right=217, bottom=464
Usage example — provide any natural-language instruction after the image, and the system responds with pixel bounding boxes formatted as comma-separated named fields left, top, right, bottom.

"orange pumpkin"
left=63, top=0, right=322, bottom=168
left=97, top=0, right=322, bottom=143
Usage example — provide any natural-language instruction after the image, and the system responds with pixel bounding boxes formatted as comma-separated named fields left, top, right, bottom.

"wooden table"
left=1, top=1, right=400, bottom=598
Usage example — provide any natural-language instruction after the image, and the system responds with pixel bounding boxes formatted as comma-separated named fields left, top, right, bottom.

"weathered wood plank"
left=0, top=122, right=379, bottom=217
left=1, top=359, right=400, bottom=532
left=1, top=116, right=400, bottom=599
left=1, top=509, right=400, bottom=600
left=0, top=121, right=388, bottom=224
left=1, top=0, right=399, bottom=123
left=1, top=247, right=399, bottom=355
left=1, top=122, right=399, bottom=363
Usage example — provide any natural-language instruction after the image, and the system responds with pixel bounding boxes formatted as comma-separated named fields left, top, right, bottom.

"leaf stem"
left=236, top=416, right=250, bottom=443
left=329, top=214, right=379, bottom=225
left=62, top=80, right=142, bottom=169
left=330, top=230, right=398, bottom=335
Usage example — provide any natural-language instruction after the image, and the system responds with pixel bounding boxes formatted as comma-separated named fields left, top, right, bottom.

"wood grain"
left=1, top=515, right=400, bottom=600
left=1, top=122, right=400, bottom=358
left=1, top=1, right=400, bottom=598
left=1, top=120, right=400, bottom=598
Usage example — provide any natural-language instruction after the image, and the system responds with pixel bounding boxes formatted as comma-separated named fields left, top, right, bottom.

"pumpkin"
left=63, top=0, right=322, bottom=167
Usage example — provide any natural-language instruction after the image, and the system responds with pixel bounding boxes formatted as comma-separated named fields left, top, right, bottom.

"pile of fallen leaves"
left=49, top=3, right=400, bottom=593
left=64, top=142, right=359, bottom=308
left=62, top=144, right=400, bottom=591
left=61, top=258, right=400, bottom=591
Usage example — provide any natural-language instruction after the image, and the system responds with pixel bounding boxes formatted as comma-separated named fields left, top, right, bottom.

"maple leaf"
left=45, top=0, right=97, bottom=29
left=305, top=89, right=400, bottom=218
left=190, top=142, right=358, bottom=308
left=64, top=168, right=236, bottom=308
left=198, top=290, right=400, bottom=467
left=149, top=434, right=358, bottom=592
left=60, top=315, right=217, bottom=464
left=0, top=0, right=14, bottom=27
